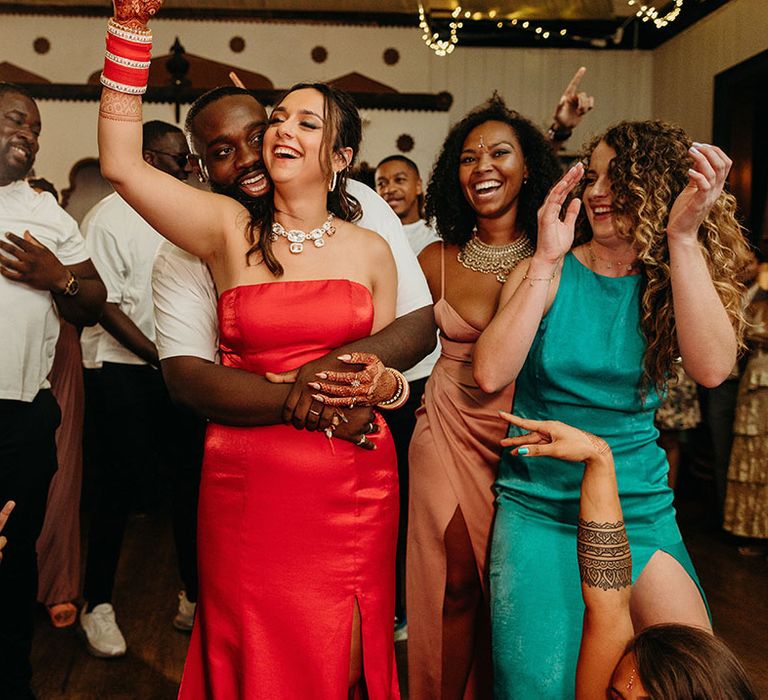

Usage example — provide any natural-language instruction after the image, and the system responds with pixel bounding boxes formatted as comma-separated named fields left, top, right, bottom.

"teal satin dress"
left=490, top=252, right=706, bottom=698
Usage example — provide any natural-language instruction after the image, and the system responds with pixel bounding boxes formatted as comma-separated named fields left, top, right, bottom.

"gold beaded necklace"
left=457, top=229, right=534, bottom=283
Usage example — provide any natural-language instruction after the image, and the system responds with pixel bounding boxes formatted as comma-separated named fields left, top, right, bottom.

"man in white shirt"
left=79, top=121, right=204, bottom=658
left=375, top=154, right=440, bottom=257
left=153, top=87, right=436, bottom=441
left=375, top=154, right=441, bottom=636
left=0, top=83, right=106, bottom=700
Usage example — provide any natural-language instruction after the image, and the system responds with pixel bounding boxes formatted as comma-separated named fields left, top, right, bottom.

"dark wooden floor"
left=31, top=478, right=768, bottom=699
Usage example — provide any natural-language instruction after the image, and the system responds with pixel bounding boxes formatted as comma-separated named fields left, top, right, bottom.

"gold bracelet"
left=522, top=270, right=557, bottom=287
left=377, top=368, right=410, bottom=411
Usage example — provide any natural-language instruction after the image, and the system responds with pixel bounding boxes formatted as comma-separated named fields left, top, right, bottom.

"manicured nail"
left=315, top=372, right=328, bottom=379
left=687, top=168, right=697, bottom=177
left=337, top=354, right=352, bottom=361
left=308, top=382, right=320, bottom=390
left=518, top=447, right=529, bottom=456
left=311, top=394, right=325, bottom=403
left=689, top=146, right=700, bottom=155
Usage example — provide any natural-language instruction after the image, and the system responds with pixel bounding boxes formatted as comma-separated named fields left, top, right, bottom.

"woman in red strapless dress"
left=99, top=77, right=400, bottom=698
left=181, top=280, right=399, bottom=699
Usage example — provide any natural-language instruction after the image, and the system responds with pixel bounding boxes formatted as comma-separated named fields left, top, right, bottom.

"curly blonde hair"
left=577, top=120, right=749, bottom=393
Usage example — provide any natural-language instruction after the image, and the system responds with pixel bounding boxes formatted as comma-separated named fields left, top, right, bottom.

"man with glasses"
left=78, top=120, right=203, bottom=657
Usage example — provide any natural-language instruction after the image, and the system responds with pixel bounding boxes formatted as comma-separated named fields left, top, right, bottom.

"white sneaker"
left=173, top=590, right=196, bottom=632
left=80, top=603, right=127, bottom=658
left=394, top=616, right=408, bottom=642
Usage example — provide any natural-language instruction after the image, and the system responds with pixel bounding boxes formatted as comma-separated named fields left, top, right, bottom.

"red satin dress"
left=178, top=280, right=400, bottom=700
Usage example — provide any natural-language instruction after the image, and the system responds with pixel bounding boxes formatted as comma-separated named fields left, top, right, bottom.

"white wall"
left=653, top=0, right=768, bottom=142
left=2, top=14, right=652, bottom=191
left=5, top=3, right=767, bottom=192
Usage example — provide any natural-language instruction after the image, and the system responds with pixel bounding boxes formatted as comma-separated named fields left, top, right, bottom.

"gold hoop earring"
left=329, top=170, right=338, bottom=192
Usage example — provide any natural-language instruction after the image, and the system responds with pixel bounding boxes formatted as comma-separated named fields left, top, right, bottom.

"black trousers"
left=383, top=376, right=428, bottom=621
left=82, top=363, right=204, bottom=608
left=0, top=390, right=61, bottom=699
left=705, top=378, right=740, bottom=523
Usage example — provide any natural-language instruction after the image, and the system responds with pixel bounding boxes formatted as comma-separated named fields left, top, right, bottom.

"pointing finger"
left=563, top=66, right=587, bottom=96
left=229, top=71, right=246, bottom=89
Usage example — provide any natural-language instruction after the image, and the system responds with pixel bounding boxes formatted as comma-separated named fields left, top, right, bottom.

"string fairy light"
left=417, top=2, right=460, bottom=56
left=416, top=1, right=686, bottom=57
left=626, top=0, right=684, bottom=28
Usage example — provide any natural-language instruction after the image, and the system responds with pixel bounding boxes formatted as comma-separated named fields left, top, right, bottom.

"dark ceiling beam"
left=15, top=82, right=454, bottom=112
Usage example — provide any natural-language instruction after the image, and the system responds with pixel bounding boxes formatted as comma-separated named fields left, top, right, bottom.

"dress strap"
left=440, top=242, right=446, bottom=301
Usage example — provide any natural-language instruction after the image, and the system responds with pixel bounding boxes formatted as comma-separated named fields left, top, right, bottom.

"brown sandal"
left=48, top=602, right=77, bottom=628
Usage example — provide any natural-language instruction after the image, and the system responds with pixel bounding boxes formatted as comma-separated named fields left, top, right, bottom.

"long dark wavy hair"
left=576, top=121, right=749, bottom=393
left=425, top=93, right=561, bottom=246
left=244, top=82, right=362, bottom=275
left=628, top=624, right=757, bottom=700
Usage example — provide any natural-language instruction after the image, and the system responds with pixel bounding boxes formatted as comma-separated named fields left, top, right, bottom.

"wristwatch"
left=55, top=272, right=80, bottom=297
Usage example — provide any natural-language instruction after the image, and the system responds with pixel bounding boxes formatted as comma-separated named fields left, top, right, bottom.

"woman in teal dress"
left=474, top=121, right=750, bottom=698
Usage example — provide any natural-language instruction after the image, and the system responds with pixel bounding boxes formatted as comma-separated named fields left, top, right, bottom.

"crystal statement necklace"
left=457, top=230, right=534, bottom=283
left=271, top=213, right=336, bottom=254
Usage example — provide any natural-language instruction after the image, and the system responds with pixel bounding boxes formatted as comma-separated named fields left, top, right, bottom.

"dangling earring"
left=329, top=170, right=338, bottom=192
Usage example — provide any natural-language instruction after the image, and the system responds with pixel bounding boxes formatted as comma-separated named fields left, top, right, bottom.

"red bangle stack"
left=100, top=19, right=152, bottom=95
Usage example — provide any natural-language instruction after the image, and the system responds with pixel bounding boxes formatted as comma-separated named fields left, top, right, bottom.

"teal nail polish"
left=518, top=447, right=529, bottom=456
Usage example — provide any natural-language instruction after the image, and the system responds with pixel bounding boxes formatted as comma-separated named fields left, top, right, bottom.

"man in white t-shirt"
left=153, top=87, right=436, bottom=443
left=375, top=155, right=440, bottom=257
left=79, top=121, right=206, bottom=658
left=0, top=83, right=106, bottom=700
left=375, top=154, right=441, bottom=636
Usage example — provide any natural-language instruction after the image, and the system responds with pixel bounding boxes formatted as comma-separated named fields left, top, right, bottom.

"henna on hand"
left=579, top=429, right=611, bottom=456
left=577, top=519, right=632, bottom=591
left=113, top=0, right=163, bottom=27
left=311, top=352, right=397, bottom=407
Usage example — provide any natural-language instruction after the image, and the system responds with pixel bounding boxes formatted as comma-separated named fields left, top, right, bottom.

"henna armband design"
left=99, top=89, right=142, bottom=122
left=577, top=519, right=632, bottom=590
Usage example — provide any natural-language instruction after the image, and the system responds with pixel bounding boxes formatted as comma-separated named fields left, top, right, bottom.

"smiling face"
left=0, top=90, right=40, bottom=186
left=458, top=120, right=527, bottom=222
left=583, top=140, right=629, bottom=241
left=375, top=159, right=423, bottom=224
left=263, top=87, right=334, bottom=191
left=188, top=94, right=270, bottom=202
